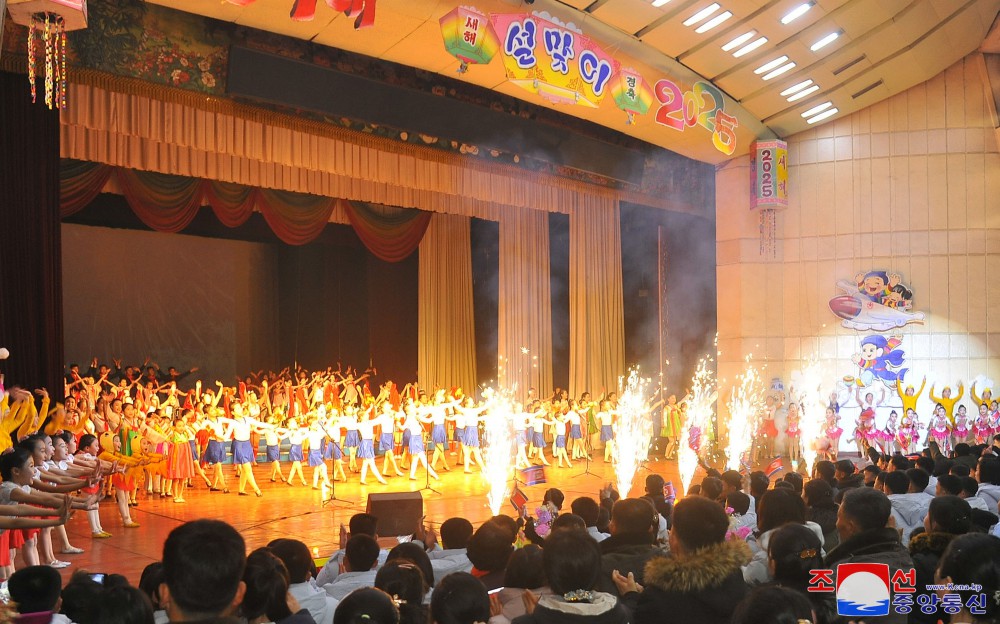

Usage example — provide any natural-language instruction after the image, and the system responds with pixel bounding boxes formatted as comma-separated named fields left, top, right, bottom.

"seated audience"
left=9, top=565, right=64, bottom=623
left=960, top=475, right=991, bottom=511
left=595, top=498, right=661, bottom=596
left=159, top=519, right=247, bottom=622
left=374, top=559, right=429, bottom=624
left=60, top=572, right=104, bottom=624
left=883, top=469, right=930, bottom=544
left=334, top=588, right=399, bottom=624
left=803, top=479, right=839, bottom=550
left=976, top=457, right=1000, bottom=510
left=617, top=496, right=750, bottom=624
left=430, top=573, right=490, bottom=624
left=385, top=542, right=435, bottom=594
left=743, top=488, right=823, bottom=584
left=95, top=586, right=156, bottom=624
left=492, top=545, right=550, bottom=624
left=936, top=533, right=1000, bottom=624
left=269, top=538, right=338, bottom=624
left=730, top=585, right=815, bottom=624
left=317, top=514, right=386, bottom=587
left=425, top=518, right=473, bottom=575
left=324, top=535, right=381, bottom=600
left=767, top=523, right=836, bottom=624
left=748, top=471, right=769, bottom=514
left=833, top=459, right=862, bottom=503
left=466, top=521, right=514, bottom=591
left=909, top=496, right=974, bottom=624
left=570, top=497, right=609, bottom=542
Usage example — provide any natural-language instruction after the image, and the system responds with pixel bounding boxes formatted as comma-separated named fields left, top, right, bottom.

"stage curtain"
left=60, top=159, right=113, bottom=217
left=417, top=213, right=477, bottom=394
left=0, top=71, right=65, bottom=395
left=256, top=188, right=336, bottom=245
left=117, top=168, right=203, bottom=233
left=498, top=207, right=553, bottom=399
left=204, top=180, right=256, bottom=228
left=568, top=197, right=625, bottom=398
left=344, top=200, right=431, bottom=263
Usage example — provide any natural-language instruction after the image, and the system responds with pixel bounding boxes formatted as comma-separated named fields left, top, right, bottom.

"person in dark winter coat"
left=511, top=529, right=630, bottom=624
left=833, top=459, right=864, bottom=504
left=825, top=488, right=913, bottom=624
left=908, top=496, right=973, bottom=624
left=595, top=499, right=662, bottom=597
left=615, top=496, right=751, bottom=624
left=804, top=479, right=840, bottom=551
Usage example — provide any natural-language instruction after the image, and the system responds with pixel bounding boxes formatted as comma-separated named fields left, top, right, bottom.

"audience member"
left=466, top=521, right=514, bottom=590
left=269, top=538, right=338, bottom=624
left=936, top=533, right=1000, bottom=624
left=730, top=585, right=815, bottom=624
left=884, top=469, right=930, bottom=543
left=833, top=459, right=862, bottom=503
left=743, top=488, right=821, bottom=584
left=595, top=498, right=660, bottom=596
left=909, top=496, right=974, bottom=624
left=430, top=573, right=489, bottom=624
left=617, top=496, right=749, bottom=624
left=159, top=519, right=247, bottom=622
left=748, top=472, right=769, bottom=514
left=960, top=475, right=991, bottom=511
left=385, top=542, right=435, bottom=591
left=95, top=586, right=156, bottom=624
left=766, top=523, right=836, bottom=624
left=60, top=572, right=104, bottom=624
left=825, top=488, right=913, bottom=624
left=803, top=478, right=840, bottom=550
left=317, top=514, right=386, bottom=587
left=325, top=535, right=382, bottom=600
left=781, top=472, right=803, bottom=496
left=9, top=566, right=64, bottom=622
left=374, top=559, right=429, bottom=624
left=334, top=588, right=399, bottom=624
left=862, top=463, right=881, bottom=487
left=699, top=477, right=723, bottom=502
left=952, top=443, right=978, bottom=471
left=976, top=457, right=1000, bottom=510
left=935, top=474, right=963, bottom=497
left=571, top=497, right=609, bottom=542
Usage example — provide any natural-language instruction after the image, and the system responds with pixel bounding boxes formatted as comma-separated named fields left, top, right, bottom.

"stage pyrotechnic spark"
left=793, top=358, right=825, bottom=474
left=679, top=358, right=716, bottom=495
left=725, top=356, right=765, bottom=472
left=613, top=368, right=652, bottom=497
left=481, top=386, right=516, bottom=515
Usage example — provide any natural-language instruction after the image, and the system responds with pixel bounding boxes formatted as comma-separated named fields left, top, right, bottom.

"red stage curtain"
left=256, top=188, right=336, bottom=245
left=204, top=180, right=256, bottom=228
left=117, top=169, right=203, bottom=233
left=60, top=159, right=113, bottom=217
left=344, top=200, right=431, bottom=262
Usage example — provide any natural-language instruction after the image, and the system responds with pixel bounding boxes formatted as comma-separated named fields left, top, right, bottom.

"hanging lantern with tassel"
left=7, top=0, right=88, bottom=109
left=439, top=6, right=499, bottom=74
left=611, top=67, right=654, bottom=125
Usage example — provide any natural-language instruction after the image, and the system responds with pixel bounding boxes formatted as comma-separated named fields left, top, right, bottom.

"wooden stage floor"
left=51, top=454, right=688, bottom=583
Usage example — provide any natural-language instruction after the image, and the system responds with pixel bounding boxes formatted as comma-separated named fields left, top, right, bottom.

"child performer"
left=661, top=396, right=682, bottom=460
left=566, top=400, right=585, bottom=461
left=340, top=406, right=361, bottom=472
left=377, top=403, right=404, bottom=477
left=164, top=416, right=197, bottom=503
left=550, top=411, right=573, bottom=469
left=513, top=403, right=531, bottom=470
left=528, top=403, right=552, bottom=466
left=356, top=411, right=387, bottom=485
left=927, top=405, right=953, bottom=455
left=306, top=414, right=333, bottom=490
left=264, top=415, right=290, bottom=483
left=785, top=402, right=802, bottom=466
left=456, top=398, right=488, bottom=473
left=881, top=411, right=899, bottom=455
left=403, top=405, right=437, bottom=481
left=284, top=418, right=309, bottom=487
left=953, top=405, right=972, bottom=447
left=823, top=407, right=843, bottom=461
left=75, top=434, right=111, bottom=538
left=973, top=403, right=992, bottom=445
left=896, top=376, right=926, bottom=421
left=929, top=381, right=964, bottom=425
left=425, top=395, right=456, bottom=473
left=202, top=408, right=230, bottom=493
left=322, top=409, right=347, bottom=483
left=219, top=401, right=264, bottom=497
left=971, top=380, right=993, bottom=410
left=598, top=400, right=616, bottom=463
left=897, top=410, right=918, bottom=454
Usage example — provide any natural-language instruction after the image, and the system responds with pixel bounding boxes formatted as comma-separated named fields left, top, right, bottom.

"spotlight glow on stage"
left=725, top=356, right=765, bottom=472
left=794, top=358, right=825, bottom=474
left=613, top=368, right=652, bottom=498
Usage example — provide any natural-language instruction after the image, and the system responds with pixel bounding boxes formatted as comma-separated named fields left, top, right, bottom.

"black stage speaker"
left=366, top=492, right=423, bottom=537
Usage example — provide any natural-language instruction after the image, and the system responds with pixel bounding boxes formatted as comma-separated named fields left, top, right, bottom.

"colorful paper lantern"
left=490, top=11, right=618, bottom=108
left=439, top=6, right=499, bottom=73
left=8, top=0, right=88, bottom=109
left=611, top=67, right=654, bottom=125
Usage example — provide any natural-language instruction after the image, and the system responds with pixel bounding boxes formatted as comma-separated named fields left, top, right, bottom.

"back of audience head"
left=550, top=513, right=586, bottom=533
left=609, top=498, right=658, bottom=538
left=241, top=547, right=293, bottom=624
left=767, top=523, right=823, bottom=592
left=485, top=515, right=519, bottom=542
left=570, top=497, right=601, bottom=529
left=267, top=538, right=316, bottom=585
left=884, top=470, right=910, bottom=495
left=906, top=467, right=930, bottom=493
left=862, top=464, right=881, bottom=486
left=541, top=529, right=601, bottom=594
left=720, top=470, right=743, bottom=494
left=440, top=517, right=474, bottom=550
left=782, top=471, right=803, bottom=495
left=954, top=442, right=971, bottom=457
left=814, top=460, right=836, bottom=484
left=890, top=454, right=910, bottom=471
left=10, top=565, right=62, bottom=614
left=774, top=480, right=795, bottom=492
left=543, top=488, right=565, bottom=511
left=386, top=541, right=434, bottom=588
left=467, top=522, right=514, bottom=573
left=924, top=495, right=973, bottom=536
left=803, top=478, right=836, bottom=509
left=961, top=476, right=981, bottom=499
left=936, top=533, right=1000, bottom=623
left=838, top=488, right=891, bottom=541
left=933, top=458, right=954, bottom=477
left=670, top=496, right=728, bottom=553
left=346, top=534, right=382, bottom=572
left=936, top=474, right=963, bottom=497
left=503, top=544, right=545, bottom=590
left=96, top=586, right=156, bottom=624
left=866, top=447, right=883, bottom=466
left=161, top=519, right=247, bottom=621
left=335, top=588, right=400, bottom=624
left=951, top=463, right=972, bottom=477
left=375, top=559, right=429, bottom=624
left=644, top=473, right=665, bottom=497
left=757, top=488, right=806, bottom=534
left=731, top=585, right=815, bottom=624
left=834, top=459, right=855, bottom=479
left=350, top=512, right=380, bottom=538
left=979, top=457, right=1000, bottom=485
left=61, top=572, right=104, bottom=624
left=749, top=471, right=769, bottom=501
left=914, top=455, right=935, bottom=475
left=726, top=491, right=751, bottom=516
left=700, top=476, right=723, bottom=501
left=430, top=573, right=489, bottom=624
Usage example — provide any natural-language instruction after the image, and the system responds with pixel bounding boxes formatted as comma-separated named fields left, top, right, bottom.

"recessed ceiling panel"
left=590, top=0, right=668, bottom=37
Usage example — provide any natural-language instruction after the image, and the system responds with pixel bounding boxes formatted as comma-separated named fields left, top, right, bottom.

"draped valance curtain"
left=61, top=159, right=430, bottom=257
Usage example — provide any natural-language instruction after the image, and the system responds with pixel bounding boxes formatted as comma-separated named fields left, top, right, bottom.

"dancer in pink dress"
left=854, top=408, right=878, bottom=456
left=927, top=405, right=953, bottom=455
left=897, top=410, right=918, bottom=454
left=973, top=403, right=992, bottom=445
left=952, top=405, right=971, bottom=447
left=881, top=411, right=899, bottom=455
left=785, top=402, right=802, bottom=466
left=823, top=407, right=843, bottom=461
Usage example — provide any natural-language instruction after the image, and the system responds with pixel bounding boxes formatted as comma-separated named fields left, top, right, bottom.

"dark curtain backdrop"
left=549, top=213, right=571, bottom=393
left=470, top=218, right=499, bottom=388
left=0, top=72, right=65, bottom=396
left=367, top=253, right=419, bottom=385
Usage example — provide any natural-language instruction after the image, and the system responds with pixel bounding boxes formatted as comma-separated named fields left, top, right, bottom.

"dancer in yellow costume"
left=929, top=381, right=964, bottom=425
left=896, top=376, right=926, bottom=416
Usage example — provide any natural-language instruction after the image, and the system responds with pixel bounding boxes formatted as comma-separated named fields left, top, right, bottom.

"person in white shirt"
left=315, top=513, right=389, bottom=587
left=323, top=534, right=381, bottom=600
left=269, top=538, right=339, bottom=624
left=975, top=456, right=1000, bottom=510
left=421, top=517, right=474, bottom=577
left=958, top=475, right=991, bottom=511
left=570, top=496, right=609, bottom=542
left=884, top=470, right=932, bottom=544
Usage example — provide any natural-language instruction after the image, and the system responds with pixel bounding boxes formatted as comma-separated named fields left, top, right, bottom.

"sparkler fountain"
left=612, top=368, right=652, bottom=498
left=678, top=358, right=717, bottom=495
left=725, top=356, right=765, bottom=472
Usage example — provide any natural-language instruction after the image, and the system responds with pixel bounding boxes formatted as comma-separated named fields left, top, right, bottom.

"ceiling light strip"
left=754, top=55, right=789, bottom=74
left=807, top=108, right=839, bottom=124
left=781, top=2, right=814, bottom=25
left=786, top=84, right=820, bottom=102
left=695, top=10, right=732, bottom=33
left=733, top=36, right=768, bottom=57
left=683, top=3, right=721, bottom=27
left=810, top=30, right=841, bottom=51
left=801, top=101, right=832, bottom=117
left=722, top=30, right=756, bottom=51
left=762, top=62, right=796, bottom=80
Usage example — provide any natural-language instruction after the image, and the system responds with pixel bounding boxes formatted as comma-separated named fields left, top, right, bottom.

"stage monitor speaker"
left=366, top=492, right=423, bottom=537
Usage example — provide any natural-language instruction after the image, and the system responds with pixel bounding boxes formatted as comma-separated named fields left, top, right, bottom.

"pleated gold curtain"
left=417, top=213, right=477, bottom=395
left=569, top=197, right=625, bottom=398
left=498, top=207, right=553, bottom=401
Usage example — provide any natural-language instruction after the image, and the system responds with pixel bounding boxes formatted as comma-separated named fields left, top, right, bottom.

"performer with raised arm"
left=420, top=390, right=459, bottom=472
left=217, top=394, right=266, bottom=497
left=929, top=381, right=964, bottom=424
left=356, top=410, right=387, bottom=485
left=402, top=403, right=437, bottom=481
left=377, top=402, right=404, bottom=477
left=455, top=397, right=489, bottom=473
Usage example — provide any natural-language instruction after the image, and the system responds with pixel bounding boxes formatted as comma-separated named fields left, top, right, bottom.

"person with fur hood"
left=908, top=496, right=975, bottom=624
left=613, top=496, right=751, bottom=624
left=741, top=488, right=827, bottom=585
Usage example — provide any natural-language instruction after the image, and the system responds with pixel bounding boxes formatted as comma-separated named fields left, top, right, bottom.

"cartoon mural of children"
left=851, top=332, right=908, bottom=388
left=854, top=271, right=901, bottom=303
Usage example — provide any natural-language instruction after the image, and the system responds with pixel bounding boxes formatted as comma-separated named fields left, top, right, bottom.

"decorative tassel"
left=26, top=13, right=68, bottom=109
